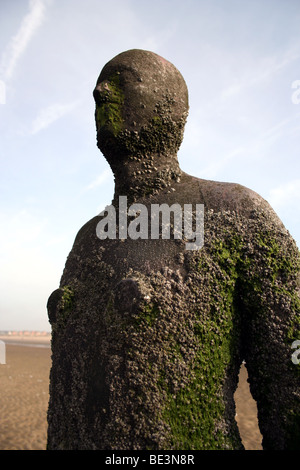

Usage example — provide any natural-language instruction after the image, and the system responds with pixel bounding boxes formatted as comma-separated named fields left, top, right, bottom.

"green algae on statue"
left=47, top=49, right=300, bottom=450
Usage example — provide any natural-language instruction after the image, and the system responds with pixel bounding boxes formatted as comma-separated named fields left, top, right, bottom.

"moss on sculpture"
left=95, top=72, right=125, bottom=137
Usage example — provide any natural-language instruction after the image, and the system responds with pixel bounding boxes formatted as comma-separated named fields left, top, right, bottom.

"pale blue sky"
left=0, top=0, right=300, bottom=330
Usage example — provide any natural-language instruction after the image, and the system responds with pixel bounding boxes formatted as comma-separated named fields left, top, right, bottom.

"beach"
left=0, top=338, right=262, bottom=450
left=0, top=342, right=51, bottom=450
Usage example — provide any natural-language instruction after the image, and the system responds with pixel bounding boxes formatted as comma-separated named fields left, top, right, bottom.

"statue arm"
left=240, top=215, right=300, bottom=450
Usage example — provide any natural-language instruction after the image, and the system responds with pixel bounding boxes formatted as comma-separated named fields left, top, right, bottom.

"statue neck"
left=110, top=152, right=182, bottom=203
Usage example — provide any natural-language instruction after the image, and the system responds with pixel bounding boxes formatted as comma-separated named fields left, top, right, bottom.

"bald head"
left=93, top=49, right=189, bottom=164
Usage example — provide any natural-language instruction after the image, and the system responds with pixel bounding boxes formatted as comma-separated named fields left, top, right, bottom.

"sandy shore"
left=0, top=341, right=262, bottom=450
left=234, top=363, right=262, bottom=450
left=0, top=344, right=51, bottom=450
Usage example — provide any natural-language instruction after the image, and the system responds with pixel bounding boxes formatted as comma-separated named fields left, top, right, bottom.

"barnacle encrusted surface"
left=47, top=204, right=300, bottom=450
left=47, top=49, right=300, bottom=450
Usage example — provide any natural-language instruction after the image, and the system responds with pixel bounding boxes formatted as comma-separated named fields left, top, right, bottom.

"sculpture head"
left=93, top=49, right=189, bottom=170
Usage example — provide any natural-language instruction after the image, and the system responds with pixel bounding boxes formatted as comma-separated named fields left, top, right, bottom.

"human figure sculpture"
left=47, top=49, right=300, bottom=450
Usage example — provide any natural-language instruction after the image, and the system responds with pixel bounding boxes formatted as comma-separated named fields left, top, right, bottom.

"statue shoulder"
left=195, top=176, right=285, bottom=229
left=73, top=215, right=101, bottom=247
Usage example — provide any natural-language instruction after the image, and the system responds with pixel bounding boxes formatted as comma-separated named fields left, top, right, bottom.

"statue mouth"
left=95, top=94, right=120, bottom=106
left=99, top=89, right=122, bottom=101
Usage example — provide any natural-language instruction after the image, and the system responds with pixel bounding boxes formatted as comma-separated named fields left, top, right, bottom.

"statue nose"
left=93, top=81, right=111, bottom=103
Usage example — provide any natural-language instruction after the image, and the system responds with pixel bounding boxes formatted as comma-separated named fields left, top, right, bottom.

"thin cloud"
left=0, top=0, right=47, bottom=81
left=30, top=101, right=79, bottom=134
left=268, top=179, right=300, bottom=209
left=200, top=146, right=246, bottom=179
left=83, top=170, right=111, bottom=192
left=221, top=46, right=300, bottom=101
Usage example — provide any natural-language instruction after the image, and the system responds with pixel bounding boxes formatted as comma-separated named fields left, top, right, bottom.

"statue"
left=47, top=49, right=300, bottom=450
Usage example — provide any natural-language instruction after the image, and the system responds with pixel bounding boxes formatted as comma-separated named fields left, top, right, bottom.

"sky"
left=0, top=0, right=300, bottom=331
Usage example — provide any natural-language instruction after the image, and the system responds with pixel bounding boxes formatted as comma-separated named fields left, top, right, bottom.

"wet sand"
left=0, top=344, right=51, bottom=450
left=234, top=363, right=262, bottom=450
left=0, top=342, right=262, bottom=450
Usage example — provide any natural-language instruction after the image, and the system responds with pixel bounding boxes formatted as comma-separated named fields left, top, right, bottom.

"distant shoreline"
left=0, top=335, right=51, bottom=348
left=2, top=340, right=51, bottom=349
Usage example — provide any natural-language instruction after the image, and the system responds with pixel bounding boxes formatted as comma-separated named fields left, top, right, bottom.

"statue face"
left=94, top=73, right=125, bottom=138
left=93, top=49, right=189, bottom=161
